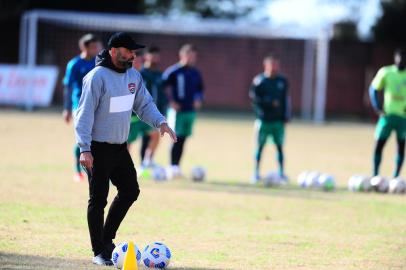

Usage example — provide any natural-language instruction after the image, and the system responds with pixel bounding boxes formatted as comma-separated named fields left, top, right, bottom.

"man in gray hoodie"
left=74, top=32, right=176, bottom=266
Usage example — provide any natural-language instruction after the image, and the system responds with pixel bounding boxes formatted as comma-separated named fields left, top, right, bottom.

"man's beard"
left=118, top=59, right=133, bottom=69
left=116, top=52, right=134, bottom=69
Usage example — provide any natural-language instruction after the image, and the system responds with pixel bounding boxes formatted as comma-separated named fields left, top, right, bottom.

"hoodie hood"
left=96, top=49, right=127, bottom=73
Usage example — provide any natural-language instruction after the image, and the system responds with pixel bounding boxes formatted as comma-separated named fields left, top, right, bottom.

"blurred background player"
left=127, top=49, right=147, bottom=154
left=127, top=47, right=167, bottom=170
left=163, top=44, right=204, bottom=178
left=139, top=46, right=168, bottom=168
left=249, top=54, right=290, bottom=183
left=369, top=48, right=406, bottom=177
left=62, top=33, right=102, bottom=182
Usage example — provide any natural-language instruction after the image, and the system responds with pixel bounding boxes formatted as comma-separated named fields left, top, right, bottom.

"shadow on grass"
left=0, top=252, right=223, bottom=270
left=0, top=252, right=102, bottom=270
left=169, top=179, right=348, bottom=201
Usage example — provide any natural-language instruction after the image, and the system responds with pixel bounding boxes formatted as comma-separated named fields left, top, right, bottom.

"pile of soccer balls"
left=112, top=241, right=171, bottom=269
left=348, top=175, right=406, bottom=194
left=297, top=171, right=336, bottom=191
left=145, top=165, right=206, bottom=182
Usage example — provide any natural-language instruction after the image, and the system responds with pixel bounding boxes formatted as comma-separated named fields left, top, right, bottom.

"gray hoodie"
left=74, top=50, right=166, bottom=152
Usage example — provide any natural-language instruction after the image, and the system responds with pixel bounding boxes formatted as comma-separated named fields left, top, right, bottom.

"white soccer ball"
left=112, top=242, right=141, bottom=269
left=191, top=166, right=206, bottom=182
left=348, top=175, right=360, bottom=192
left=389, top=177, right=406, bottom=194
left=263, top=171, right=281, bottom=187
left=370, top=176, right=389, bottom=193
left=142, top=242, right=171, bottom=269
left=305, top=171, right=321, bottom=188
left=297, top=171, right=309, bottom=188
left=348, top=175, right=371, bottom=192
left=358, top=175, right=372, bottom=192
left=318, top=174, right=335, bottom=191
left=152, top=165, right=167, bottom=181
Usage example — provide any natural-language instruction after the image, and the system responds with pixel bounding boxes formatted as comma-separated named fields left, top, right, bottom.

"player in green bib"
left=249, top=55, right=290, bottom=183
left=369, top=48, right=406, bottom=177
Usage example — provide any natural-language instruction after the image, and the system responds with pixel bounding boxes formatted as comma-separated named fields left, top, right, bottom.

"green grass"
left=0, top=110, right=406, bottom=269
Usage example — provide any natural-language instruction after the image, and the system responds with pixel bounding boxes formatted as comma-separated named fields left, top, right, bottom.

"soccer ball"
left=357, top=175, right=372, bottom=192
left=111, top=242, right=141, bottom=269
left=191, top=166, right=206, bottom=182
left=305, top=171, right=321, bottom=188
left=389, top=177, right=406, bottom=194
left=152, top=165, right=167, bottom=181
left=370, top=176, right=389, bottom=193
left=297, top=171, right=309, bottom=188
left=348, top=175, right=371, bottom=192
left=348, top=174, right=360, bottom=192
left=317, top=174, right=335, bottom=191
left=139, top=167, right=152, bottom=179
left=263, top=171, right=281, bottom=187
left=142, top=242, right=171, bottom=269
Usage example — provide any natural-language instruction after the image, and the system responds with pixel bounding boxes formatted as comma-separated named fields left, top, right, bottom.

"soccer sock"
left=74, top=144, right=81, bottom=173
left=171, top=136, right=186, bottom=165
left=140, top=135, right=150, bottom=164
left=254, top=144, right=265, bottom=176
left=394, top=138, right=405, bottom=177
left=276, top=144, right=284, bottom=176
left=373, top=139, right=387, bottom=176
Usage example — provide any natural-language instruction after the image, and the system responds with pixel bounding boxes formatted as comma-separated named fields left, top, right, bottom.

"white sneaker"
left=167, top=165, right=183, bottom=179
left=251, top=173, right=261, bottom=184
left=92, top=253, right=113, bottom=266
left=279, top=174, right=289, bottom=185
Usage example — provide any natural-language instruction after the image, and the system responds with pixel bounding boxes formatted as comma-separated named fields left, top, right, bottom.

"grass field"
left=1, top=110, right=406, bottom=270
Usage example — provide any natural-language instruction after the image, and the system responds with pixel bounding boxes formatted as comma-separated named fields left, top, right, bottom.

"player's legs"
left=373, top=116, right=392, bottom=176
left=142, top=130, right=160, bottom=167
left=104, top=145, right=140, bottom=246
left=253, top=120, right=268, bottom=182
left=170, top=111, right=195, bottom=171
left=140, top=135, right=150, bottom=163
left=73, top=144, right=84, bottom=182
left=271, top=122, right=286, bottom=178
left=171, top=136, right=187, bottom=165
left=394, top=138, right=405, bottom=177
left=127, top=118, right=141, bottom=152
left=394, top=116, right=406, bottom=177
left=139, top=122, right=153, bottom=166
left=373, top=139, right=388, bottom=176
left=74, top=144, right=81, bottom=172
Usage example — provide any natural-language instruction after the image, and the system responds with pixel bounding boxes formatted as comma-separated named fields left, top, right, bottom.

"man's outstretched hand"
left=159, top=123, right=177, bottom=143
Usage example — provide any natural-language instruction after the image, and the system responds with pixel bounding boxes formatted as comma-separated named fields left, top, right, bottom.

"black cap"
left=108, top=32, right=145, bottom=50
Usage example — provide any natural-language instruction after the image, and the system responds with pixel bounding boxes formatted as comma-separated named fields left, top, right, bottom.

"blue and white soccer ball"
left=348, top=175, right=372, bottom=192
left=297, top=171, right=310, bottom=188
left=111, top=242, right=141, bottom=269
left=152, top=165, right=168, bottom=181
left=263, top=171, right=281, bottom=187
left=191, top=166, right=206, bottom=182
left=142, top=242, right=171, bottom=269
left=370, top=175, right=389, bottom=193
left=389, top=177, right=406, bottom=194
left=305, top=171, right=321, bottom=188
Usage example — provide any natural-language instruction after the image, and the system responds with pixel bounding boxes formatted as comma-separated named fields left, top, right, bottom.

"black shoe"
left=92, top=253, right=113, bottom=266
